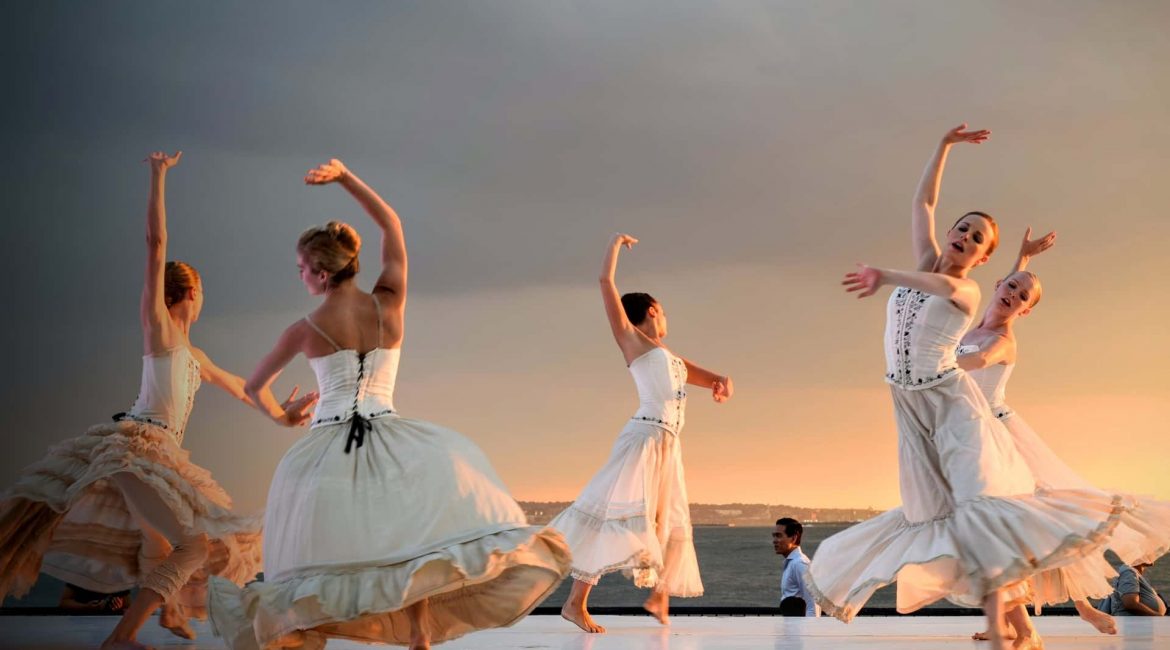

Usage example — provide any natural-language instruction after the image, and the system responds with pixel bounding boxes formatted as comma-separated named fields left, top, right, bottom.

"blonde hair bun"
left=298, top=221, right=361, bottom=286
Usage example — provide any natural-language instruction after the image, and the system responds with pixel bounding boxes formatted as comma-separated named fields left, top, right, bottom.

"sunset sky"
left=4, top=1, right=1168, bottom=513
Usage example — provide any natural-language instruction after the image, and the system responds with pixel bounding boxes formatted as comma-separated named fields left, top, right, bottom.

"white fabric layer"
left=810, top=288, right=1133, bottom=622
left=209, top=329, right=570, bottom=649
left=808, top=375, right=1128, bottom=621
left=550, top=347, right=702, bottom=597
left=961, top=350, right=1170, bottom=607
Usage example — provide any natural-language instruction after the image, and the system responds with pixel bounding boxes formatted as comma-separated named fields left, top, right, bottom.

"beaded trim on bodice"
left=628, top=347, right=688, bottom=436
left=115, top=347, right=202, bottom=444
left=884, top=287, right=969, bottom=390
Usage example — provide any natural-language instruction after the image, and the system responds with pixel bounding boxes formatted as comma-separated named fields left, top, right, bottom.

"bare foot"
left=100, top=640, right=156, bottom=650
left=1079, top=608, right=1117, bottom=635
left=159, top=605, right=196, bottom=640
left=561, top=602, right=606, bottom=633
left=973, top=629, right=1017, bottom=641
left=1012, top=632, right=1045, bottom=650
left=643, top=592, right=669, bottom=626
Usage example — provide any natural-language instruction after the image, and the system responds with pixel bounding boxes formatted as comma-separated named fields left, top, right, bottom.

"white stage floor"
left=0, top=615, right=1167, bottom=649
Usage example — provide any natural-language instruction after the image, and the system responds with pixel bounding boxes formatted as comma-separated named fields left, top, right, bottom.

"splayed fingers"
left=842, top=264, right=882, bottom=298
left=1019, top=226, right=1057, bottom=258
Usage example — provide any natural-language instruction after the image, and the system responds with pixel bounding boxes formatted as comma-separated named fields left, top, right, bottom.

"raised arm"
left=1009, top=226, right=1057, bottom=275
left=912, top=125, right=990, bottom=271
left=679, top=357, right=734, bottom=403
left=140, top=151, right=182, bottom=353
left=957, top=335, right=1015, bottom=370
left=305, top=159, right=407, bottom=306
left=600, top=233, right=653, bottom=363
left=844, top=264, right=981, bottom=315
left=244, top=323, right=318, bottom=427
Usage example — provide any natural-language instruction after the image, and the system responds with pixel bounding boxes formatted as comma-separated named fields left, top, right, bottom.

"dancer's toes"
left=561, top=604, right=606, bottom=633
left=643, top=593, right=670, bottom=626
left=973, top=630, right=990, bottom=641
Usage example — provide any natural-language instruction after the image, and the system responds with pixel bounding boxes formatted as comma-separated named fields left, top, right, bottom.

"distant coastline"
left=519, top=502, right=882, bottom=526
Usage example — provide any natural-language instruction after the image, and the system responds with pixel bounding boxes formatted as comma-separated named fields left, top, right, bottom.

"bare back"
left=300, top=288, right=404, bottom=358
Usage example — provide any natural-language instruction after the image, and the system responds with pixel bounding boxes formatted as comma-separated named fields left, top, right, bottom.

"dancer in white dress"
left=551, top=233, right=734, bottom=634
left=207, top=159, right=571, bottom=650
left=957, top=230, right=1170, bottom=641
left=814, top=125, right=1132, bottom=650
left=0, top=152, right=314, bottom=650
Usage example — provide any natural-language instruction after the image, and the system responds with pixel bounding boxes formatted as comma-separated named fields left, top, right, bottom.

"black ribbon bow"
left=344, top=414, right=372, bottom=453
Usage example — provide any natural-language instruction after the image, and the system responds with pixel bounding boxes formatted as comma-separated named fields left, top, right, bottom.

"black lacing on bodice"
left=303, top=294, right=390, bottom=454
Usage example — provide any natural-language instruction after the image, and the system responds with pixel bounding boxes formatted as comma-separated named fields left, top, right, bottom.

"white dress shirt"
left=781, top=546, right=819, bottom=617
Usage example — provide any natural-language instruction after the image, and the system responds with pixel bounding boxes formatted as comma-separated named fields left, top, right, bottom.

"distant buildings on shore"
left=518, top=502, right=882, bottom=526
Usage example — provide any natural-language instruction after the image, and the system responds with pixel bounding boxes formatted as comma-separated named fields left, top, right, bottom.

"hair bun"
left=325, top=221, right=361, bottom=252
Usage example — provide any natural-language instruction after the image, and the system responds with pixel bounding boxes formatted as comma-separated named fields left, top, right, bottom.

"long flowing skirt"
left=807, top=374, right=1128, bottom=622
left=997, top=408, right=1170, bottom=607
left=0, top=420, right=262, bottom=621
left=548, top=421, right=702, bottom=597
left=208, top=415, right=571, bottom=650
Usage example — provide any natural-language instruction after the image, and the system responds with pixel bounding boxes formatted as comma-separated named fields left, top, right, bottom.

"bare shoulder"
left=281, top=318, right=313, bottom=344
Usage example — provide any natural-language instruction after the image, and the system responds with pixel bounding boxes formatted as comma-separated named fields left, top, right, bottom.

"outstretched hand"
left=712, top=376, right=734, bottom=403
left=279, top=386, right=319, bottom=427
left=1018, top=226, right=1056, bottom=259
left=942, top=123, right=990, bottom=146
left=145, top=150, right=182, bottom=171
left=612, top=233, right=639, bottom=250
left=843, top=264, right=883, bottom=299
left=305, top=158, right=351, bottom=185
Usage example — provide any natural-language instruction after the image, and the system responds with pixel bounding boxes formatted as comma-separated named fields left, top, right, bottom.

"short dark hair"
left=775, top=517, right=803, bottom=545
left=621, top=292, right=658, bottom=325
left=780, top=596, right=807, bottom=616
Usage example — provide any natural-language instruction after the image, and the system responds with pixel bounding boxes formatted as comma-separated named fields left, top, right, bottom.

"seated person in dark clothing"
left=59, top=583, right=131, bottom=613
left=1097, top=561, right=1167, bottom=617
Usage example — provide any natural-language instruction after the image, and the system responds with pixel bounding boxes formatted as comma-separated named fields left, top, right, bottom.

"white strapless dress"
left=963, top=346, right=1170, bottom=607
left=808, top=288, right=1134, bottom=621
left=0, top=346, right=261, bottom=623
left=208, top=339, right=570, bottom=650
left=549, top=346, right=702, bottom=597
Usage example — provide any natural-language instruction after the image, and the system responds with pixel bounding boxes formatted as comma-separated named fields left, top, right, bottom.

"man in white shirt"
left=773, top=517, right=819, bottom=617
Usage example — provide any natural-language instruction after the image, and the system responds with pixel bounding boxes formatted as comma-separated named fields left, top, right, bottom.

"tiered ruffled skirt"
left=997, top=408, right=1170, bottom=608
left=0, top=420, right=262, bottom=621
left=808, top=374, right=1138, bottom=622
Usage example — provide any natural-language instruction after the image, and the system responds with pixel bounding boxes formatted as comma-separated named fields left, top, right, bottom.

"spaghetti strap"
left=303, top=316, right=343, bottom=351
left=371, top=294, right=383, bottom=348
